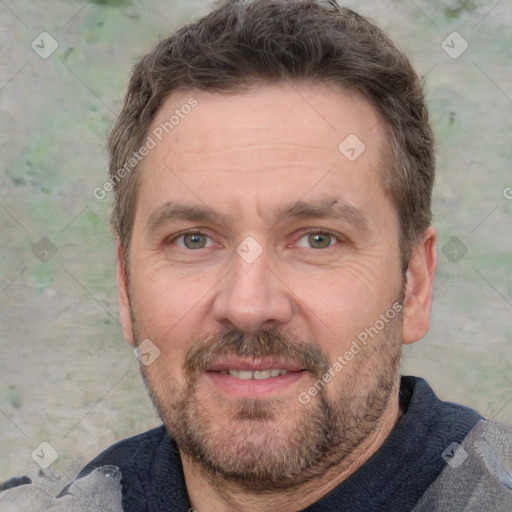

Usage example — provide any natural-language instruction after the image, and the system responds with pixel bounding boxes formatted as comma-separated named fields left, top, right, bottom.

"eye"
left=173, top=232, right=215, bottom=250
left=296, top=231, right=340, bottom=249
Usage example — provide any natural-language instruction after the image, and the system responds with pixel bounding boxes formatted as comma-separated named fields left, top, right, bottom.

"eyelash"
left=167, top=229, right=343, bottom=251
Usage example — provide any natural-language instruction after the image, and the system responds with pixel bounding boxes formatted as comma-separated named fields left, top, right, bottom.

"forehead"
left=134, top=82, right=391, bottom=231
left=149, top=82, right=383, bottom=169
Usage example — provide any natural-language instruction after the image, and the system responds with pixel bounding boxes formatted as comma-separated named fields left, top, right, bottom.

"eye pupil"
left=309, top=233, right=331, bottom=249
left=184, top=234, right=206, bottom=249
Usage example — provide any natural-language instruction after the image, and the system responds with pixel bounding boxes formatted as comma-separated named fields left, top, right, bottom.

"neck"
left=181, top=391, right=404, bottom=512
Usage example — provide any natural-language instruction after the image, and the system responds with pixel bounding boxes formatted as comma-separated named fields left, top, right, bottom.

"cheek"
left=289, top=265, right=401, bottom=366
left=296, top=262, right=396, bottom=326
left=127, top=276, right=189, bottom=367
left=130, top=263, right=204, bottom=326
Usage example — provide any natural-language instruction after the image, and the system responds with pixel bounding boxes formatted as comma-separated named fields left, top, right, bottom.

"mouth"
left=218, top=368, right=291, bottom=380
left=204, top=358, right=308, bottom=397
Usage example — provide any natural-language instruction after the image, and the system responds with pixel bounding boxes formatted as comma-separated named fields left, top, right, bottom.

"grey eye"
left=296, top=232, right=337, bottom=249
left=175, top=233, right=214, bottom=249
left=184, top=234, right=207, bottom=249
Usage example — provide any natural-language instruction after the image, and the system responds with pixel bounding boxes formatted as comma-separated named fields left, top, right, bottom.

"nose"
left=211, top=242, right=294, bottom=334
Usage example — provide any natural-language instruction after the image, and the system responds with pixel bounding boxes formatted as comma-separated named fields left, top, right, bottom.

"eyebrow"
left=146, top=196, right=369, bottom=234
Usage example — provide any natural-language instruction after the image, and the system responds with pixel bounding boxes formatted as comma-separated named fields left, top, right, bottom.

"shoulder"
left=76, top=424, right=167, bottom=478
left=0, top=466, right=124, bottom=512
left=413, top=419, right=512, bottom=511
left=41, top=424, right=170, bottom=509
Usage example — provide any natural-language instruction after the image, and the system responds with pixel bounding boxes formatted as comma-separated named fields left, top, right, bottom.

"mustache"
left=184, top=329, right=331, bottom=384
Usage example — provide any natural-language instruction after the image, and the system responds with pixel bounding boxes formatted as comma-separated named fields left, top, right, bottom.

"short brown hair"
left=108, top=0, right=435, bottom=271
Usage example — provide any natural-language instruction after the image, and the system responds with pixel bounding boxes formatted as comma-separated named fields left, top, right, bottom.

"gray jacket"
left=0, top=465, right=122, bottom=512
left=412, top=419, right=512, bottom=511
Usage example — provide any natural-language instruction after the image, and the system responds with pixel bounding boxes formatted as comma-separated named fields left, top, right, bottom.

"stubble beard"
left=135, top=299, right=403, bottom=492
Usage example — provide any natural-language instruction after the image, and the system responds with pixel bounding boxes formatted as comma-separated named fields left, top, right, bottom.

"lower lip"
left=205, top=370, right=307, bottom=398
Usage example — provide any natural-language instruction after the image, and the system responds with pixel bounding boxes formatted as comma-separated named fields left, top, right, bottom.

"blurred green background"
left=1, top=0, right=511, bottom=480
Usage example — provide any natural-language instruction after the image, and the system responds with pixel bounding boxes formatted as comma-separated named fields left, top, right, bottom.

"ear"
left=402, top=226, right=438, bottom=345
left=117, top=241, right=135, bottom=346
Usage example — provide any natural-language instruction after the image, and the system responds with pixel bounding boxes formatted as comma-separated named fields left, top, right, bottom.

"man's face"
left=119, top=83, right=409, bottom=489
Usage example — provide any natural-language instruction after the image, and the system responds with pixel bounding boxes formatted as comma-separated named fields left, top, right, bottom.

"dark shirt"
left=76, top=375, right=482, bottom=511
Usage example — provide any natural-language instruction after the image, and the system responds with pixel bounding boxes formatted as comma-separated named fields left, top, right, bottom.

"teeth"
left=253, top=370, right=271, bottom=380
left=236, top=370, right=254, bottom=380
left=221, top=369, right=289, bottom=380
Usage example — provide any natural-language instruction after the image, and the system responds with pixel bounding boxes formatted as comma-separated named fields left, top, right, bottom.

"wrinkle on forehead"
left=171, top=143, right=343, bottom=174
left=148, top=83, right=383, bottom=162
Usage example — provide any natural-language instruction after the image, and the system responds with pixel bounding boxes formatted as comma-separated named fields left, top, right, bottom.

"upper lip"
left=205, top=358, right=306, bottom=372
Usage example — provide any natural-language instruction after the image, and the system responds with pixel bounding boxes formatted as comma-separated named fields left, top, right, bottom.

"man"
left=2, top=0, right=511, bottom=510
